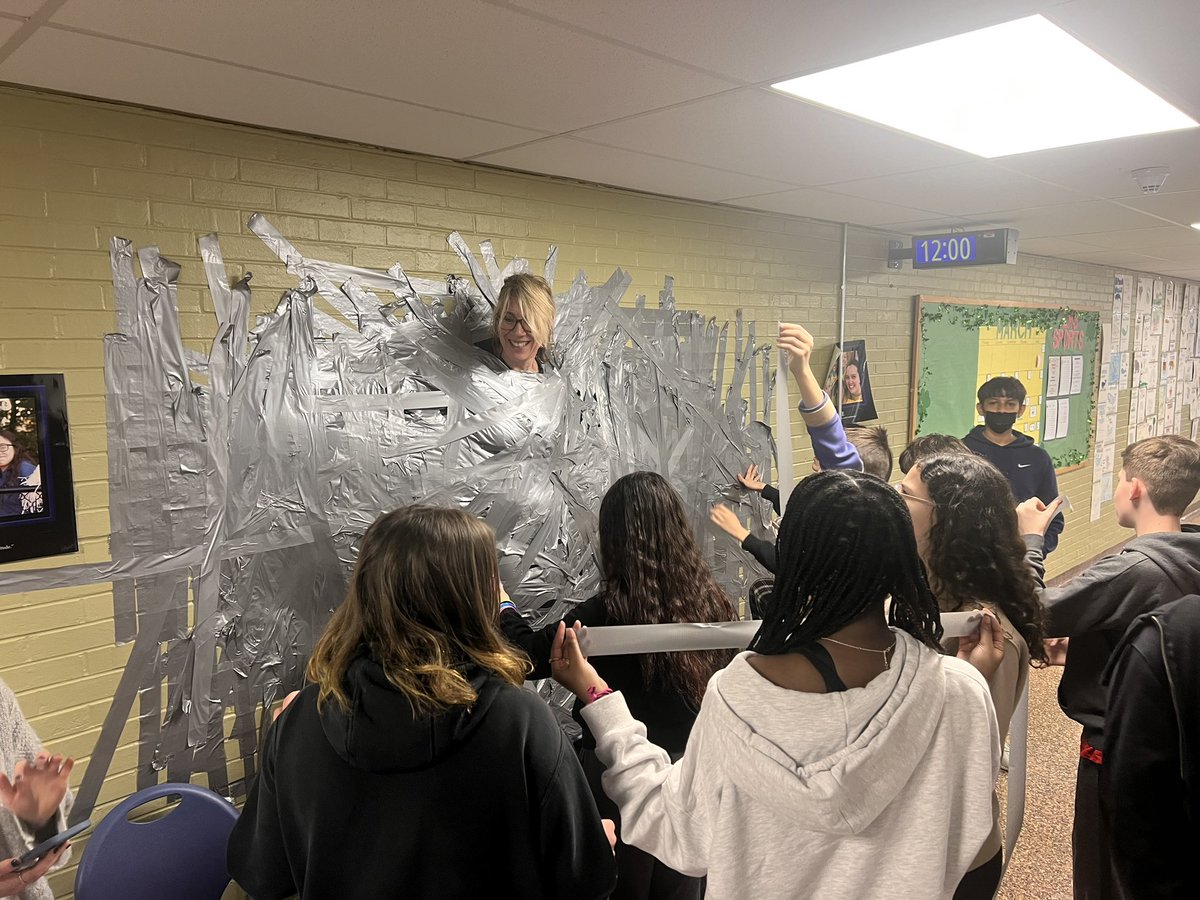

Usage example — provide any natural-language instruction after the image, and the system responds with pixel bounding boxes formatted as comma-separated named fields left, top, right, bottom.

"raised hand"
left=0, top=751, right=72, bottom=829
left=736, top=464, right=767, bottom=492
left=777, top=323, right=825, bottom=408
left=956, top=609, right=1006, bottom=680
left=550, top=621, right=609, bottom=702
left=709, top=504, right=750, bottom=543
left=1016, top=495, right=1065, bottom=537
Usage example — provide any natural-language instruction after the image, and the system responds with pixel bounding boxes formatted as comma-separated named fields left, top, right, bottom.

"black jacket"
left=1026, top=526, right=1200, bottom=745
left=1101, top=596, right=1200, bottom=899
left=500, top=598, right=703, bottom=759
left=228, top=656, right=616, bottom=900
left=964, top=426, right=1064, bottom=554
left=740, top=485, right=780, bottom=573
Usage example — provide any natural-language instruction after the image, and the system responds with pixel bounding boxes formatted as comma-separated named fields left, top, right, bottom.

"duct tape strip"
left=774, top=347, right=794, bottom=510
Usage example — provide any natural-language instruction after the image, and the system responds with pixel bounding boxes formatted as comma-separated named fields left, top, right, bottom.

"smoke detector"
left=1131, top=166, right=1170, bottom=194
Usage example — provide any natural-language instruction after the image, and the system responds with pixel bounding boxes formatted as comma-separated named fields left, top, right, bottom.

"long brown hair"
left=598, top=472, right=737, bottom=706
left=918, top=453, right=1048, bottom=664
left=307, top=506, right=527, bottom=715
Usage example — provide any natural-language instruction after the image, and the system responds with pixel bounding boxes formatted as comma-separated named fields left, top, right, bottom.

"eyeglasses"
left=0, top=443, right=14, bottom=452
left=500, top=313, right=533, bottom=333
left=895, top=485, right=936, bottom=507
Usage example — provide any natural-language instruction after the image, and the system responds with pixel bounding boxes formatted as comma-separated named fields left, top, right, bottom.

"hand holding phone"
left=12, top=819, right=89, bottom=873
left=0, top=843, right=67, bottom=895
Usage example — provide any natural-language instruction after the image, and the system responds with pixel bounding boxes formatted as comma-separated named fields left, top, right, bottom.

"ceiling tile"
left=1118, top=190, right=1200, bottom=227
left=993, top=128, right=1200, bottom=199
left=823, top=163, right=1085, bottom=217
left=0, top=29, right=547, bottom=158
left=1053, top=226, right=1200, bottom=252
left=723, top=187, right=942, bottom=227
left=48, top=0, right=735, bottom=132
left=0, top=16, right=22, bottom=42
left=0, top=2, right=41, bottom=16
left=474, top=136, right=801, bottom=202
left=965, top=200, right=1168, bottom=239
left=573, top=88, right=969, bottom=187
left=507, top=0, right=1046, bottom=85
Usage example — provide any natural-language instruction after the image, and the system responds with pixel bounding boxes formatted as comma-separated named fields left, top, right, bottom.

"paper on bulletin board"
left=1069, top=355, right=1083, bottom=394
left=1044, top=397, right=1059, bottom=441
left=1047, top=356, right=1062, bottom=397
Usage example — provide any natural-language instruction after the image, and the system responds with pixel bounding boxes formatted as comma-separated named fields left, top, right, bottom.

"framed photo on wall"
left=822, top=340, right=878, bottom=424
left=0, top=374, right=79, bottom=565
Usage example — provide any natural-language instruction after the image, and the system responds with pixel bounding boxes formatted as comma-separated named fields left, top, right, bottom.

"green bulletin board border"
left=910, top=296, right=1098, bottom=474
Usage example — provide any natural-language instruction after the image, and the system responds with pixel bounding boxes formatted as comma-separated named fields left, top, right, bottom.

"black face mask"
left=983, top=411, right=1018, bottom=433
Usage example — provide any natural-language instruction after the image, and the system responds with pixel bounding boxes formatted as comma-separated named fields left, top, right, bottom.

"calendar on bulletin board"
left=911, top=297, right=1099, bottom=470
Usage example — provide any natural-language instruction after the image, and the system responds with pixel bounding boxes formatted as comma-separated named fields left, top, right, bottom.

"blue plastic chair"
left=74, top=782, right=240, bottom=900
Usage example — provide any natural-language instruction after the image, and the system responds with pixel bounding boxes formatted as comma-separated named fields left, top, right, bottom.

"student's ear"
left=1017, top=403, right=1027, bottom=416
left=1127, top=476, right=1144, bottom=504
left=976, top=402, right=985, bottom=417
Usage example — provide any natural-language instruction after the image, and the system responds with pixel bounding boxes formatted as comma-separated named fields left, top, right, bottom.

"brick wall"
left=0, top=85, right=1175, bottom=894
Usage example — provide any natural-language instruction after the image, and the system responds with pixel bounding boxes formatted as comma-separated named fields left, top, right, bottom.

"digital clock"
left=911, top=228, right=1019, bottom=269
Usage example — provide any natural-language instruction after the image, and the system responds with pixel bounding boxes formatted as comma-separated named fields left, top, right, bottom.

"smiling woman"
left=477, top=273, right=556, bottom=373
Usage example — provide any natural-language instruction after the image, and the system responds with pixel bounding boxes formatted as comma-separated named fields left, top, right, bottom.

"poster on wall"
left=0, top=374, right=78, bottom=565
left=822, top=339, right=877, bottom=424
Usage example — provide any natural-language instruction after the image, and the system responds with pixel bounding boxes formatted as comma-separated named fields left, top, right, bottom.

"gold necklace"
left=820, top=636, right=897, bottom=670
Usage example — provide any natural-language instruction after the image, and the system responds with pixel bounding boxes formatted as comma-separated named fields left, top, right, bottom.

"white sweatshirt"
left=581, top=630, right=999, bottom=900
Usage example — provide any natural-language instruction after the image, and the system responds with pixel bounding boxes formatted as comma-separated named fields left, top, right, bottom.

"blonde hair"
left=307, top=506, right=528, bottom=716
left=493, top=273, right=555, bottom=355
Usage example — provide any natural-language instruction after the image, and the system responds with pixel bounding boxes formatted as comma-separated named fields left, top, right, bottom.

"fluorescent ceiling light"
left=772, top=15, right=1197, bottom=158
left=1192, top=223, right=1200, bottom=231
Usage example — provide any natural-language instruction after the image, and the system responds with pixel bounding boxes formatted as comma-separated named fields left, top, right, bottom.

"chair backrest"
left=74, top=782, right=240, bottom=900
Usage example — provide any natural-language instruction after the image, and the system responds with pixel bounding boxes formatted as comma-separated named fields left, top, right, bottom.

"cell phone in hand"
left=13, top=819, right=90, bottom=872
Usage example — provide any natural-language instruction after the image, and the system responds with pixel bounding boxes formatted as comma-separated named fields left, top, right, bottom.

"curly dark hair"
left=917, top=452, right=1048, bottom=664
left=599, top=471, right=738, bottom=707
left=750, top=470, right=943, bottom=655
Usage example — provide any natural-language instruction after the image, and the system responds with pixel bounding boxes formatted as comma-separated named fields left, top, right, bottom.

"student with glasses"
left=897, top=452, right=1047, bottom=899
left=475, top=273, right=555, bottom=373
left=0, top=431, right=38, bottom=518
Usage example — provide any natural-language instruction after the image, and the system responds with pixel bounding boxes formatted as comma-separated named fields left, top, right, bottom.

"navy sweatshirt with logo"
left=963, top=425, right=1064, bottom=554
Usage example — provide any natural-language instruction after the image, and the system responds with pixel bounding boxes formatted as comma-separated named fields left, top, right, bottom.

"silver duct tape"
left=24, top=215, right=784, bottom=821
left=580, top=611, right=985, bottom=656
left=774, top=349, right=795, bottom=510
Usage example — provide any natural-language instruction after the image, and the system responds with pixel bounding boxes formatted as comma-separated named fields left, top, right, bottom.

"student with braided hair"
left=551, top=470, right=1004, bottom=900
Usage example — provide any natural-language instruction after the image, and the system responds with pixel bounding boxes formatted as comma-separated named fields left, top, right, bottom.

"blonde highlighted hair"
left=494, top=273, right=555, bottom=356
left=307, top=506, right=528, bottom=716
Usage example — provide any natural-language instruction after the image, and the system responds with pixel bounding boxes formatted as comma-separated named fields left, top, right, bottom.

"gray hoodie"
left=582, top=631, right=999, bottom=900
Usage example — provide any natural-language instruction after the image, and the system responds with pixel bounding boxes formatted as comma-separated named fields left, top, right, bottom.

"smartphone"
left=12, top=819, right=90, bottom=872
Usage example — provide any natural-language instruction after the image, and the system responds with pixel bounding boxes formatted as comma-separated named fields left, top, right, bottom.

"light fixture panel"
left=772, top=16, right=1197, bottom=158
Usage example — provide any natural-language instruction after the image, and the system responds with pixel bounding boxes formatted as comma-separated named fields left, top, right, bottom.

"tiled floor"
left=997, top=665, right=1076, bottom=900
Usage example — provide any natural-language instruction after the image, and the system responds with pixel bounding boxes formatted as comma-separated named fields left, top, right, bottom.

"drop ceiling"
left=2, top=0, right=1199, bottom=276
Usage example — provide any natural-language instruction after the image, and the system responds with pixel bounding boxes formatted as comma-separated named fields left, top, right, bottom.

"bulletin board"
left=911, top=297, right=1099, bottom=471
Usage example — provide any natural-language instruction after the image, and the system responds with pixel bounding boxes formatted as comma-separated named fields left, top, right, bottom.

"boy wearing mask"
left=964, top=376, right=1064, bottom=554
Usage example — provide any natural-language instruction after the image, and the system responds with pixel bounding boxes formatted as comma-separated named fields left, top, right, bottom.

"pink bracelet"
left=587, top=685, right=614, bottom=703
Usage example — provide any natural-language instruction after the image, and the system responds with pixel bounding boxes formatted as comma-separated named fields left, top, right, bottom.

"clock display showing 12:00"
left=917, top=235, right=977, bottom=264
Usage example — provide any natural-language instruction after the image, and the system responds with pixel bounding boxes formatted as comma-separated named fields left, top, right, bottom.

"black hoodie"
left=963, top=425, right=1064, bottom=554
left=228, top=656, right=616, bottom=900
left=1026, top=526, right=1200, bottom=746
left=1100, top=595, right=1200, bottom=898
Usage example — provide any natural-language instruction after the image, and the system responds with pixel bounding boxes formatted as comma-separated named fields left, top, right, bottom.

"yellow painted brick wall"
left=0, top=85, right=1180, bottom=894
